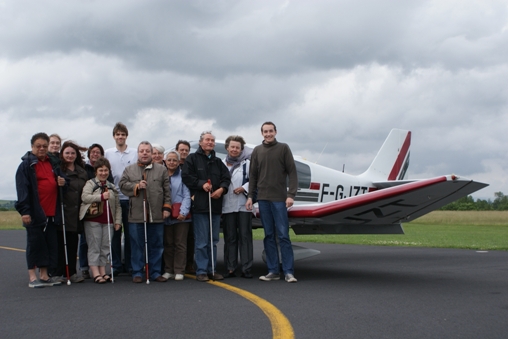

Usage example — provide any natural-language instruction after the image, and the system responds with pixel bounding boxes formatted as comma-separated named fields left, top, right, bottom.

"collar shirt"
left=105, top=147, right=138, bottom=200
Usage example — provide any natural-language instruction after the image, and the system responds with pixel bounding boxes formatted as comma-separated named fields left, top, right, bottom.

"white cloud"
left=2, top=0, right=507, bottom=202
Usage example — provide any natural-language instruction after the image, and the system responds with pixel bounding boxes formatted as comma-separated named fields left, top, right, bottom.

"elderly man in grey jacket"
left=120, top=141, right=172, bottom=283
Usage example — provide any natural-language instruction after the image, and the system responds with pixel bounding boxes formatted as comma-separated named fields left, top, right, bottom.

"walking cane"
left=207, top=179, right=215, bottom=280
left=59, top=187, right=71, bottom=285
left=142, top=173, right=150, bottom=285
left=105, top=186, right=114, bottom=284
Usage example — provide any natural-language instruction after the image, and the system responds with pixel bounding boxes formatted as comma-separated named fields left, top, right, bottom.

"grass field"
left=2, top=210, right=507, bottom=250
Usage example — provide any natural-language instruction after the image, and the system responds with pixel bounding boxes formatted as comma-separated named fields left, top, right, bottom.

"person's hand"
left=114, top=224, right=121, bottom=231
left=138, top=180, right=147, bottom=189
left=245, top=198, right=253, bottom=211
left=177, top=214, right=186, bottom=221
left=234, top=187, right=245, bottom=195
left=202, top=181, right=212, bottom=192
left=21, top=215, right=31, bottom=225
left=211, top=187, right=224, bottom=199
left=163, top=210, right=170, bottom=219
left=102, top=191, right=110, bottom=200
left=286, top=197, right=294, bottom=209
left=57, top=176, right=65, bottom=186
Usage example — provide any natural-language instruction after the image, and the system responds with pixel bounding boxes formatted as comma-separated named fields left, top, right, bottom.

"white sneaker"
left=285, top=274, right=297, bottom=283
left=162, top=273, right=175, bottom=280
left=259, top=273, right=280, bottom=281
left=175, top=274, right=184, bottom=281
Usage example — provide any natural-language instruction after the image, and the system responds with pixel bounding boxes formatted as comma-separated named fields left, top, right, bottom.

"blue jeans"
left=112, top=200, right=131, bottom=273
left=78, top=234, right=88, bottom=271
left=193, top=213, right=220, bottom=275
left=129, top=222, right=164, bottom=280
left=258, top=200, right=294, bottom=275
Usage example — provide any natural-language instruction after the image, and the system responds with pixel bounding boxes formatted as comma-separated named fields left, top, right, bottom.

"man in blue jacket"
left=15, top=132, right=65, bottom=288
left=182, top=131, right=231, bottom=282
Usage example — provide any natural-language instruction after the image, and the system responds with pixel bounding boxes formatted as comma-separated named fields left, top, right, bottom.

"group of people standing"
left=15, top=121, right=299, bottom=288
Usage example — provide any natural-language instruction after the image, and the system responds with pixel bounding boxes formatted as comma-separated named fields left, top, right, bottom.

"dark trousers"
left=78, top=234, right=88, bottom=270
left=222, top=212, right=253, bottom=273
left=186, top=222, right=195, bottom=270
left=55, top=230, right=79, bottom=277
left=163, top=222, right=190, bottom=275
left=112, top=199, right=131, bottom=273
left=26, top=218, right=58, bottom=270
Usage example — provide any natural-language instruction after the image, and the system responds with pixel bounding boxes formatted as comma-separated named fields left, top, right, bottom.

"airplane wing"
left=266, top=175, right=488, bottom=235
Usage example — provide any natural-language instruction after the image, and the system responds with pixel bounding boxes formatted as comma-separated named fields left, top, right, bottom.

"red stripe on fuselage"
left=387, top=131, right=411, bottom=180
left=288, top=176, right=447, bottom=219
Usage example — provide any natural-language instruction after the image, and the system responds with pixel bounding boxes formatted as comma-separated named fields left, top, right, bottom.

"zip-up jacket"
left=15, top=151, right=62, bottom=227
left=119, top=162, right=172, bottom=223
left=182, top=147, right=231, bottom=214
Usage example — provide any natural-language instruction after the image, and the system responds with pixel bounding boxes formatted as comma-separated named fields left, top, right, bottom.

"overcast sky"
left=2, top=0, right=506, bottom=200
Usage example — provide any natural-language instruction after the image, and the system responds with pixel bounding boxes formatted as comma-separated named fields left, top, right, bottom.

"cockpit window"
left=294, top=161, right=311, bottom=189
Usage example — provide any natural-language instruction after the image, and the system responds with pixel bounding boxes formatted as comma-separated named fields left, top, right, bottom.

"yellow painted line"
left=2, top=245, right=293, bottom=338
left=186, top=274, right=295, bottom=339
left=0, top=245, right=25, bottom=252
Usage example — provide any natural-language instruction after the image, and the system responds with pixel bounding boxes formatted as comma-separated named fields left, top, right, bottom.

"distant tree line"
left=0, top=200, right=16, bottom=211
left=440, top=192, right=508, bottom=211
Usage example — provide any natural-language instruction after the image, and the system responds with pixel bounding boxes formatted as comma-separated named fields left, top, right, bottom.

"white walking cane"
left=59, top=187, right=71, bottom=286
left=207, top=179, right=215, bottom=280
left=143, top=173, right=150, bottom=285
left=105, top=186, right=114, bottom=284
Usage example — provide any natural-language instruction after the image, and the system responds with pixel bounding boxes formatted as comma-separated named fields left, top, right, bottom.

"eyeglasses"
left=33, top=144, right=48, bottom=149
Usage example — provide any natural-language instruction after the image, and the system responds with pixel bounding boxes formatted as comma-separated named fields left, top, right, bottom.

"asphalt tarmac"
left=1, top=230, right=507, bottom=339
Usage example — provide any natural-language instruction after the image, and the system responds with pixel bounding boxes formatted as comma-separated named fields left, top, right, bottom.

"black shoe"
left=207, top=273, right=224, bottom=280
left=224, top=271, right=236, bottom=278
left=241, top=271, right=253, bottom=279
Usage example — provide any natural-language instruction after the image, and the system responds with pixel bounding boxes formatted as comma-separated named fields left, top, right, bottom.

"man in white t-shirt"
left=104, top=122, right=138, bottom=275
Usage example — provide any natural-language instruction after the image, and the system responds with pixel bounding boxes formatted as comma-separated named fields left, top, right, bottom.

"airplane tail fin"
left=359, top=129, right=411, bottom=181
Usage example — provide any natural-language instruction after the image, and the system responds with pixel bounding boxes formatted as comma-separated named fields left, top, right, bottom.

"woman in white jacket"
left=222, top=136, right=253, bottom=279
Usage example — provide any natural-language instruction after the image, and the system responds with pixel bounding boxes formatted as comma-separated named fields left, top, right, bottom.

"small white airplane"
left=189, top=129, right=488, bottom=259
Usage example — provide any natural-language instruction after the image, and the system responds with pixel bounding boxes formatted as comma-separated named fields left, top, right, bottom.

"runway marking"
left=0, top=245, right=25, bottom=252
left=2, top=245, right=293, bottom=338
left=186, top=275, right=295, bottom=339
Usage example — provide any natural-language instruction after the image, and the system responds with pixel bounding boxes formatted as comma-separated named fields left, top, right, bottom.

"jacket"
left=60, top=165, right=88, bottom=232
left=79, top=178, right=122, bottom=225
left=15, top=151, right=62, bottom=228
left=119, top=162, right=172, bottom=223
left=165, top=166, right=192, bottom=225
left=181, top=146, right=231, bottom=214
left=222, top=159, right=250, bottom=214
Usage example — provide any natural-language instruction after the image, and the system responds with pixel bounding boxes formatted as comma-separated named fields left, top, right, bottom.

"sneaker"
left=285, top=274, right=297, bottom=283
left=196, top=274, right=209, bottom=282
left=70, top=274, right=85, bottom=283
left=259, top=273, right=280, bottom=281
left=50, top=275, right=66, bottom=283
left=28, top=280, right=45, bottom=288
left=81, top=270, right=91, bottom=279
left=175, top=274, right=184, bottom=281
left=207, top=272, right=224, bottom=280
left=154, top=276, right=168, bottom=282
left=40, top=277, right=62, bottom=286
left=162, top=272, right=175, bottom=280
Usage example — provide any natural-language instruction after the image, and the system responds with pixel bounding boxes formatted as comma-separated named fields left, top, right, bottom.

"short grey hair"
left=138, top=141, right=153, bottom=152
left=165, top=150, right=180, bottom=161
left=199, top=131, right=215, bottom=142
left=152, top=143, right=165, bottom=154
